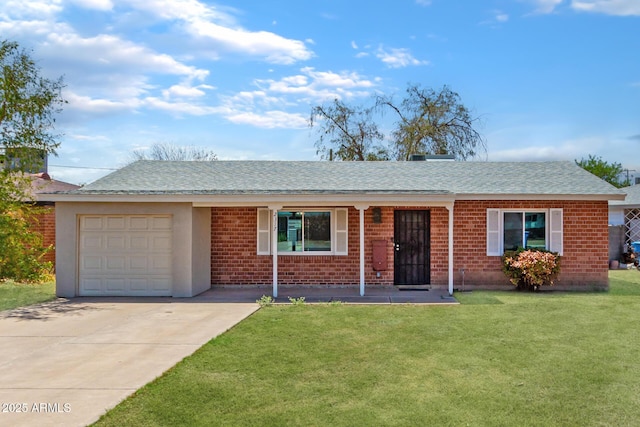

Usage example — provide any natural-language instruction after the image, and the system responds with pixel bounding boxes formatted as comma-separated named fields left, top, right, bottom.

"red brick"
left=210, top=202, right=609, bottom=290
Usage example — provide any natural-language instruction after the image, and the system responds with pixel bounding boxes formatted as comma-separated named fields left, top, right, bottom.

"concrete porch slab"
left=197, top=286, right=459, bottom=305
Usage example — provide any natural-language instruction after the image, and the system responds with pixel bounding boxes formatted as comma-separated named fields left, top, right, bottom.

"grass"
left=0, top=280, right=56, bottom=311
left=95, top=270, right=640, bottom=426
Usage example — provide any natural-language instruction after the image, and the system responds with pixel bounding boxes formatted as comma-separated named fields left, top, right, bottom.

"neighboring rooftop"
left=45, top=160, right=625, bottom=199
left=29, top=172, right=81, bottom=201
left=610, top=184, right=640, bottom=207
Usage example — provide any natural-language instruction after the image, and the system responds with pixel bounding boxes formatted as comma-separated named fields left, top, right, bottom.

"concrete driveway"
left=0, top=298, right=259, bottom=427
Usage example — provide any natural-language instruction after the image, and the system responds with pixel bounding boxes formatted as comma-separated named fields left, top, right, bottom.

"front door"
left=394, top=210, right=430, bottom=286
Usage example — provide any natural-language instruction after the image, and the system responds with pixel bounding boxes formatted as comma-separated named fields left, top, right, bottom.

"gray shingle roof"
left=64, top=160, right=623, bottom=198
left=611, top=184, right=640, bottom=206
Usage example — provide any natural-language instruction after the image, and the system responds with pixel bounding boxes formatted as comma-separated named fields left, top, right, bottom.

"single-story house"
left=44, top=160, right=625, bottom=298
left=609, top=184, right=640, bottom=255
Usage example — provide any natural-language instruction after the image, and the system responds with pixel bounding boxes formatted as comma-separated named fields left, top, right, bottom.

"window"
left=503, top=212, right=546, bottom=251
left=257, top=208, right=348, bottom=255
left=277, top=211, right=331, bottom=253
left=487, top=208, right=563, bottom=256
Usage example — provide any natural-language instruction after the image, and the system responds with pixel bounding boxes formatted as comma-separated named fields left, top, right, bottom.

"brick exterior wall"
left=28, top=205, right=56, bottom=265
left=210, top=200, right=609, bottom=291
left=453, top=200, right=609, bottom=291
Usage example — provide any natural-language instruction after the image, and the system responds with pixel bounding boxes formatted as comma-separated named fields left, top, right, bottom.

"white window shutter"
left=549, top=208, right=563, bottom=255
left=487, top=209, right=501, bottom=256
left=335, top=208, right=348, bottom=255
left=257, top=208, right=271, bottom=255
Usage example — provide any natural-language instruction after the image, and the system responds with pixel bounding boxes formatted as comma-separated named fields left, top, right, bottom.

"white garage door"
left=79, top=215, right=173, bottom=296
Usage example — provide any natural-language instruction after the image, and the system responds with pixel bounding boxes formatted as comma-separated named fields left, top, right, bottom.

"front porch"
left=212, top=204, right=455, bottom=298
left=196, top=286, right=459, bottom=304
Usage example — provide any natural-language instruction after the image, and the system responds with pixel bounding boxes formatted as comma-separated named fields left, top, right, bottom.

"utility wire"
left=49, top=164, right=118, bottom=170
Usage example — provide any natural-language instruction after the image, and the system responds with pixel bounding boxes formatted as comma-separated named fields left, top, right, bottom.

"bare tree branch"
left=130, top=142, right=218, bottom=163
left=309, top=99, right=389, bottom=161
left=376, top=84, right=486, bottom=161
left=310, top=84, right=485, bottom=162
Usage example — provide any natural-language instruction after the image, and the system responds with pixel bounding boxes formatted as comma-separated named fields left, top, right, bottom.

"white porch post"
left=269, top=206, right=282, bottom=298
left=447, top=203, right=454, bottom=296
left=355, top=205, right=369, bottom=296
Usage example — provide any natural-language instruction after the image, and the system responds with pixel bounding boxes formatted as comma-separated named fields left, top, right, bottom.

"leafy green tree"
left=309, top=99, right=389, bottom=161
left=575, top=155, right=629, bottom=188
left=0, top=40, right=65, bottom=281
left=0, top=190, right=53, bottom=282
left=1, top=40, right=66, bottom=170
left=309, top=84, right=484, bottom=161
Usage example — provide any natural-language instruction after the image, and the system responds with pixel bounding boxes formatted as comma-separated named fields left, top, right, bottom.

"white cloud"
left=0, top=19, right=70, bottom=43
left=213, top=67, right=379, bottom=129
left=189, top=21, right=312, bottom=64
left=571, top=0, right=640, bottom=15
left=524, top=1, right=640, bottom=19
left=254, top=67, right=377, bottom=102
left=488, top=134, right=640, bottom=174
left=67, top=134, right=111, bottom=142
left=301, top=67, right=376, bottom=90
left=480, top=10, right=510, bottom=26
left=125, top=0, right=313, bottom=64
left=45, top=32, right=208, bottom=79
left=528, top=0, right=564, bottom=14
left=68, top=0, right=114, bottom=11
left=225, top=110, right=308, bottom=129
left=0, top=0, right=63, bottom=19
left=143, top=97, right=223, bottom=116
left=162, top=83, right=214, bottom=99
left=490, top=144, right=579, bottom=161
left=31, top=26, right=217, bottom=120
left=47, top=166, right=112, bottom=186
left=376, top=46, right=429, bottom=68
left=63, top=91, right=140, bottom=115
left=126, top=0, right=234, bottom=23
left=163, top=85, right=205, bottom=99
left=0, top=1, right=372, bottom=135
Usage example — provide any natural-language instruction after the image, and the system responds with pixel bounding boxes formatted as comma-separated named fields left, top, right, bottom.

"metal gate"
left=394, top=210, right=430, bottom=286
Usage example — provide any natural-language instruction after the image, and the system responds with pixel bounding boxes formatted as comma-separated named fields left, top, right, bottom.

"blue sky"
left=1, top=0, right=638, bottom=185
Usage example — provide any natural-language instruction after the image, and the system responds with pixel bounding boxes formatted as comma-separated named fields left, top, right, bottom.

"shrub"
left=256, top=295, right=274, bottom=307
left=502, top=248, right=561, bottom=291
left=0, top=205, right=53, bottom=283
left=288, top=296, right=306, bottom=305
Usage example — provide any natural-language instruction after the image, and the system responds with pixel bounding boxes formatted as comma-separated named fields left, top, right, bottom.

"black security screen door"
left=394, top=210, right=431, bottom=286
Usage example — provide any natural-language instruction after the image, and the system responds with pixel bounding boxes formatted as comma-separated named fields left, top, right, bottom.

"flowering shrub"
left=502, top=248, right=561, bottom=291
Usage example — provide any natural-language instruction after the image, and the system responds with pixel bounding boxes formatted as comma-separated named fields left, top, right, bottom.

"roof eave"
left=455, top=193, right=625, bottom=201
left=610, top=202, right=640, bottom=207
left=44, top=191, right=624, bottom=205
left=44, top=192, right=456, bottom=207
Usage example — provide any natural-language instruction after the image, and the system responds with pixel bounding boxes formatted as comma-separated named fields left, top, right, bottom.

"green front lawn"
left=0, top=280, right=56, bottom=311
left=96, top=270, right=640, bottom=426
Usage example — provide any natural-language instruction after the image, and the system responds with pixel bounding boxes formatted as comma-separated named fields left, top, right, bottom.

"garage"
left=78, top=214, right=173, bottom=296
